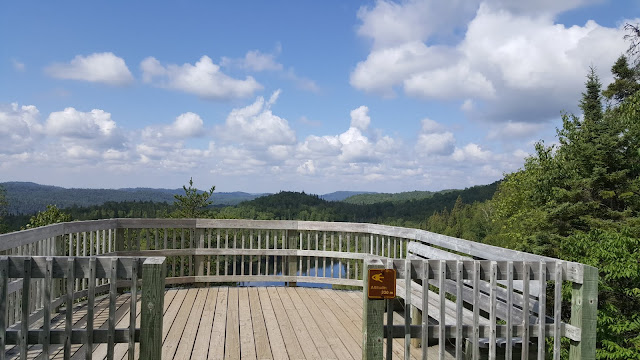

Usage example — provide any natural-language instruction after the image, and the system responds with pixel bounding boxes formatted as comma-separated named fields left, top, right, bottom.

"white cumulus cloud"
left=415, top=118, right=456, bottom=156
left=46, top=108, right=117, bottom=139
left=0, top=103, right=43, bottom=154
left=140, top=55, right=262, bottom=100
left=452, top=143, right=492, bottom=162
left=352, top=1, right=630, bottom=122
left=221, top=49, right=283, bottom=72
left=350, top=106, right=371, bottom=131
left=45, top=108, right=126, bottom=155
left=46, top=52, right=133, bottom=86
left=218, top=90, right=296, bottom=146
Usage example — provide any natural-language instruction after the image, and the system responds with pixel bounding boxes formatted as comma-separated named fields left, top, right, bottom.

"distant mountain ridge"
left=1, top=182, right=267, bottom=214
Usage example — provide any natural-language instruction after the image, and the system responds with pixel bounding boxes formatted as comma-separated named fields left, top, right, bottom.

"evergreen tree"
left=603, top=56, right=640, bottom=104
left=0, top=185, right=8, bottom=233
left=172, top=178, right=215, bottom=218
left=490, top=68, right=640, bottom=358
left=579, top=66, right=603, bottom=123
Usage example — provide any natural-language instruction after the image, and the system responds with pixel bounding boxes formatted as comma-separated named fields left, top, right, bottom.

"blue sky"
left=1, top=0, right=637, bottom=194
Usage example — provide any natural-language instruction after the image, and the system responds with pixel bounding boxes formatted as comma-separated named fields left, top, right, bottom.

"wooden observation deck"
left=0, top=219, right=598, bottom=359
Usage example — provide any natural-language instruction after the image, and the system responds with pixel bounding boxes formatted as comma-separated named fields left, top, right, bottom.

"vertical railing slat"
left=42, top=257, right=52, bottom=357
left=404, top=259, right=411, bottom=360
left=0, top=257, right=8, bottom=360
left=538, top=261, right=547, bottom=360
left=64, top=258, right=74, bottom=360
left=553, top=262, right=563, bottom=360
left=386, top=259, right=393, bottom=360
left=107, top=258, right=118, bottom=360
left=506, top=261, right=514, bottom=360
left=21, top=258, right=31, bottom=360
left=489, top=261, right=497, bottom=360
left=421, top=260, right=429, bottom=360
left=439, top=260, right=445, bottom=360
left=473, top=261, right=480, bottom=360
left=128, top=259, right=138, bottom=360
left=86, top=257, right=96, bottom=360
left=455, top=261, right=463, bottom=360
left=522, top=263, right=530, bottom=360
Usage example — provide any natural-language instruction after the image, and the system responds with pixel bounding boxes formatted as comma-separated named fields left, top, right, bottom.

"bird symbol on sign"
left=372, top=273, right=384, bottom=283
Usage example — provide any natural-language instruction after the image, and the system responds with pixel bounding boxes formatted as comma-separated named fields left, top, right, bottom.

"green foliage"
left=25, top=205, right=72, bottom=229
left=172, top=178, right=215, bottom=218
left=423, top=63, right=640, bottom=358
left=580, top=66, right=603, bottom=123
left=343, top=190, right=439, bottom=204
left=603, top=56, right=640, bottom=104
left=484, top=71, right=640, bottom=357
left=563, top=229, right=640, bottom=359
left=0, top=185, right=8, bottom=234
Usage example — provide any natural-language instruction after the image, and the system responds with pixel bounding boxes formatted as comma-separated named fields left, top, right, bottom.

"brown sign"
left=368, top=269, right=396, bottom=299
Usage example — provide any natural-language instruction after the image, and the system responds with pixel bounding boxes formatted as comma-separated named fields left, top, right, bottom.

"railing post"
left=569, top=264, right=598, bottom=360
left=140, top=257, right=166, bottom=360
left=363, top=258, right=384, bottom=360
left=287, top=230, right=297, bottom=287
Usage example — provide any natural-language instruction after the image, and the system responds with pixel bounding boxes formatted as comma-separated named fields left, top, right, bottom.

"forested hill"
left=1, top=182, right=265, bottom=214
left=214, top=182, right=498, bottom=226
left=319, top=191, right=375, bottom=201
left=342, top=189, right=455, bottom=204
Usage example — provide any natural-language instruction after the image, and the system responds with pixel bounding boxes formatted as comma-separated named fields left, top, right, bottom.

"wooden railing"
left=0, top=219, right=596, bottom=359
left=0, top=256, right=165, bottom=360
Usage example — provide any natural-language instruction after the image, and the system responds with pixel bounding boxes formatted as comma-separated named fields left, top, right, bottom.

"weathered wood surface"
left=4, top=286, right=445, bottom=359
left=0, top=219, right=596, bottom=359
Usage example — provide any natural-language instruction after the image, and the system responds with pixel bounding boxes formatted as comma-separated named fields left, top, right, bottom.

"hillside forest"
left=2, top=29, right=640, bottom=359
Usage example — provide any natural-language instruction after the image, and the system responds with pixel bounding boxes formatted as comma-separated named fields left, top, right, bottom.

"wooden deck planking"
left=208, top=287, right=228, bottom=360
left=224, top=287, right=240, bottom=360
left=303, top=288, right=362, bottom=359
left=273, top=287, right=321, bottom=360
left=247, top=288, right=272, bottom=360
left=283, top=287, right=338, bottom=360
left=256, top=288, right=288, bottom=360
left=237, top=288, right=257, bottom=360
left=191, top=287, right=218, bottom=360
left=294, top=287, right=354, bottom=360
left=174, top=288, right=208, bottom=360
left=5, top=286, right=432, bottom=360
left=162, top=288, right=198, bottom=359
left=264, top=287, right=305, bottom=359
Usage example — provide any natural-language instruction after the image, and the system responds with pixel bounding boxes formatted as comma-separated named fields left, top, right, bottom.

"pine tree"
left=172, top=178, right=215, bottom=218
left=603, top=56, right=640, bottom=104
